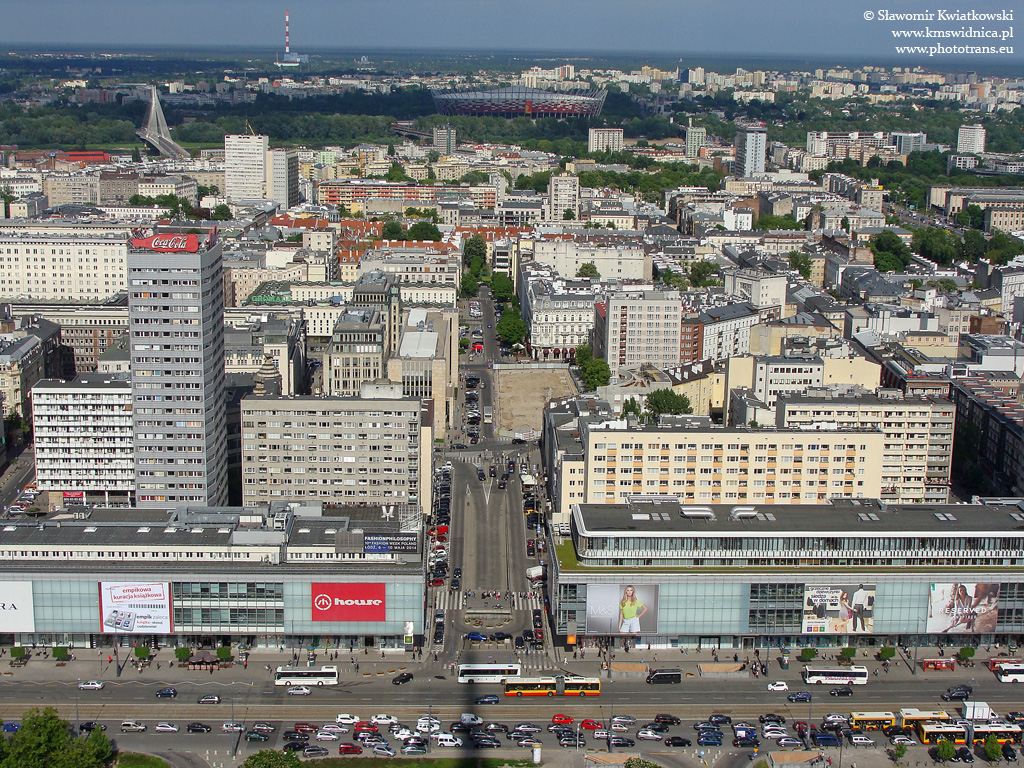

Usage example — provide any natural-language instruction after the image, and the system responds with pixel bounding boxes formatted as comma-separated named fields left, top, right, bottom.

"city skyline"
left=1, top=0, right=1020, bottom=64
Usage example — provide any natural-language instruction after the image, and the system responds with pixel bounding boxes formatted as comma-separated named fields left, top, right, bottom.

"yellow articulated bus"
left=850, top=712, right=897, bottom=731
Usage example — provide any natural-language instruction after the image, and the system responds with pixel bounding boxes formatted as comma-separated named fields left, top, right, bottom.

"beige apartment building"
left=0, top=234, right=128, bottom=301
left=776, top=392, right=955, bottom=503
left=240, top=385, right=430, bottom=516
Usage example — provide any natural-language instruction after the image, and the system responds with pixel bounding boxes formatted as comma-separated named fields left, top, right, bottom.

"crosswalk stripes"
left=431, top=589, right=543, bottom=613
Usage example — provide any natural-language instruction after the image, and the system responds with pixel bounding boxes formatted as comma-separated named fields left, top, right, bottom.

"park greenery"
left=495, top=305, right=528, bottom=347
left=380, top=219, right=442, bottom=241
left=574, top=344, right=611, bottom=391
left=0, top=707, right=113, bottom=768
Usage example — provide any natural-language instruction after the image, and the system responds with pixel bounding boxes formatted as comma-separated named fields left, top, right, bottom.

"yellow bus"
left=504, top=677, right=558, bottom=696
left=972, top=723, right=1022, bottom=744
left=917, top=723, right=968, bottom=745
left=563, top=676, right=601, bottom=696
left=850, top=712, right=897, bottom=731
left=900, top=708, right=952, bottom=729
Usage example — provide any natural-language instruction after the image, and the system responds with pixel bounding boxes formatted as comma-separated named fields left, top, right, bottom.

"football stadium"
left=431, top=86, right=607, bottom=118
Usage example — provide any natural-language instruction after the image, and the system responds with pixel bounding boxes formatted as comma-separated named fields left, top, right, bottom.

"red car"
left=428, top=578, right=444, bottom=587
left=339, top=744, right=363, bottom=755
left=353, top=722, right=378, bottom=733
left=552, top=714, right=573, bottom=725
left=534, top=627, right=545, bottom=640
left=434, top=534, right=447, bottom=543
left=294, top=723, right=317, bottom=734
left=580, top=720, right=602, bottom=731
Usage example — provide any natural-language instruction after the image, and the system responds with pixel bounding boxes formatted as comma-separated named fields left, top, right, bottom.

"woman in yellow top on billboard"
left=618, top=585, right=649, bottom=634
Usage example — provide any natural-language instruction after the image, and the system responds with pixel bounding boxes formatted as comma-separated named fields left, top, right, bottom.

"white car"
left=767, top=681, right=789, bottom=691
left=315, top=730, right=340, bottom=741
left=460, top=714, right=483, bottom=725
left=155, top=722, right=179, bottom=733
left=78, top=680, right=104, bottom=690
left=637, top=729, right=663, bottom=741
left=593, top=730, right=611, bottom=740
left=891, top=736, right=917, bottom=745
left=392, top=728, right=415, bottom=741
left=221, top=722, right=245, bottom=733
left=336, top=714, right=360, bottom=725
left=319, top=723, right=348, bottom=734
left=416, top=721, right=441, bottom=733
left=371, top=714, right=399, bottom=726
left=611, top=715, right=637, bottom=725
left=850, top=735, right=876, bottom=745
left=287, top=686, right=311, bottom=696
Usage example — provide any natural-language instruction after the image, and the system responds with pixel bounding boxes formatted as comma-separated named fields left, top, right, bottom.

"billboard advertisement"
left=0, top=582, right=35, bottom=633
left=584, top=584, right=659, bottom=635
left=130, top=234, right=199, bottom=253
left=99, top=582, right=172, bottom=634
left=927, top=583, right=1000, bottom=634
left=802, top=584, right=876, bottom=634
left=311, top=583, right=386, bottom=622
left=363, top=534, right=418, bottom=554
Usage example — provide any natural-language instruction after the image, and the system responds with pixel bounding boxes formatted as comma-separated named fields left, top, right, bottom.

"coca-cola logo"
left=131, top=234, right=199, bottom=253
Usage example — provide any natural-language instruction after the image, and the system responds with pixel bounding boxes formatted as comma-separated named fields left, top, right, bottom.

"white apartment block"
left=0, top=234, right=128, bottom=301
left=356, top=250, right=461, bottom=286
left=776, top=392, right=955, bottom=504
left=136, top=175, right=199, bottom=205
left=682, top=125, right=706, bottom=158
left=548, top=173, right=580, bottom=220
left=241, top=387, right=429, bottom=515
left=588, top=128, right=625, bottom=154
left=734, top=125, right=767, bottom=177
left=596, top=290, right=682, bottom=381
left=722, top=268, right=786, bottom=310
left=956, top=123, right=986, bottom=154
left=31, top=373, right=134, bottom=504
left=224, top=134, right=269, bottom=201
left=266, top=147, right=300, bottom=208
left=700, top=302, right=760, bottom=362
left=528, top=237, right=650, bottom=282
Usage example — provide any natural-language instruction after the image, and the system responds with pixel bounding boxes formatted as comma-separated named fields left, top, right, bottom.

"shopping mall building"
left=552, top=495, right=1024, bottom=651
left=0, top=501, right=425, bottom=652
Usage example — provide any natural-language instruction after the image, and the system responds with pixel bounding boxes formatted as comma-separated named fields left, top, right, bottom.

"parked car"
left=187, top=723, right=212, bottom=734
left=78, top=680, right=104, bottom=690
left=197, top=695, right=221, bottom=704
left=155, top=687, right=177, bottom=698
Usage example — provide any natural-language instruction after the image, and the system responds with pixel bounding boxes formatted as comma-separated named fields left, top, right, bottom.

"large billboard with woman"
left=802, top=584, right=876, bottom=634
left=926, top=583, right=1000, bottom=634
left=585, top=584, right=659, bottom=635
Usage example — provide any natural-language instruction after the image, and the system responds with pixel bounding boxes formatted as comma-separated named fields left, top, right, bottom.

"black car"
left=526, top=543, right=536, bottom=557
left=522, top=629, right=534, bottom=641
left=642, top=722, right=669, bottom=733
left=450, top=722, right=473, bottom=733
left=959, top=747, right=975, bottom=763
left=515, top=636, right=525, bottom=650
left=155, top=687, right=177, bottom=698
left=610, top=737, right=636, bottom=747
left=942, top=690, right=970, bottom=701
left=452, top=443, right=468, bottom=450
left=282, top=730, right=309, bottom=741
left=655, top=714, right=682, bottom=725
left=477, top=468, right=486, bottom=480
left=79, top=722, right=106, bottom=733
left=187, top=722, right=212, bottom=733
left=884, top=726, right=912, bottom=738
left=760, top=714, right=786, bottom=724
left=392, top=672, right=414, bottom=685
left=283, top=742, right=306, bottom=752
left=1003, top=744, right=1017, bottom=761
left=245, top=730, right=269, bottom=742
left=484, top=723, right=509, bottom=733
left=734, top=737, right=760, bottom=748
left=493, top=631, right=512, bottom=641
left=511, top=437, right=526, bottom=445
left=473, top=737, right=503, bottom=748
left=830, top=687, right=854, bottom=697
left=665, top=737, right=692, bottom=747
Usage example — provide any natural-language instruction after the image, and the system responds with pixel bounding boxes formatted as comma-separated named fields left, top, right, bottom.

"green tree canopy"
left=490, top=273, right=514, bottom=303
left=787, top=250, right=812, bottom=280
left=0, top=707, right=112, bottom=768
left=689, top=260, right=720, bottom=287
left=985, top=734, right=1003, bottom=761
left=870, top=230, right=912, bottom=272
left=575, top=344, right=593, bottom=367
left=755, top=213, right=801, bottom=231
left=563, top=209, right=576, bottom=220
left=463, top=234, right=487, bottom=265
left=405, top=220, right=442, bottom=241
left=381, top=220, right=404, bottom=240
left=580, top=358, right=611, bottom=390
left=657, top=266, right=689, bottom=290
left=211, top=203, right=232, bottom=221
left=622, top=397, right=643, bottom=419
left=645, top=389, right=693, bottom=420
left=496, top=307, right=527, bottom=346
left=961, top=229, right=987, bottom=262
left=576, top=262, right=600, bottom=279
left=240, top=750, right=302, bottom=768
left=914, top=227, right=961, bottom=266
left=460, top=274, right=479, bottom=298
left=936, top=740, right=956, bottom=762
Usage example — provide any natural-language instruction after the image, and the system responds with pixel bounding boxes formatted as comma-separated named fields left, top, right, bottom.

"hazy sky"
left=2, top=0, right=1022, bottom=64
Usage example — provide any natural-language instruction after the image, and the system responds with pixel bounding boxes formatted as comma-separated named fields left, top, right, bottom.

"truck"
left=482, top=406, right=493, bottom=424
left=525, top=565, right=547, bottom=582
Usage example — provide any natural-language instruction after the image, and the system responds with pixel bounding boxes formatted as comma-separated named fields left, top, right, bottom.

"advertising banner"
left=584, top=584, right=659, bottom=635
left=363, top=534, right=418, bottom=554
left=130, top=234, right=199, bottom=253
left=0, top=582, right=35, bottom=633
left=927, top=583, right=1000, bottom=634
left=99, top=582, right=172, bottom=634
left=311, top=583, right=386, bottom=622
left=802, top=584, right=876, bottom=634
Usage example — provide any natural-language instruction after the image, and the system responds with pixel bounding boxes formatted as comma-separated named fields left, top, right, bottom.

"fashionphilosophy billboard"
left=584, top=584, right=659, bottom=635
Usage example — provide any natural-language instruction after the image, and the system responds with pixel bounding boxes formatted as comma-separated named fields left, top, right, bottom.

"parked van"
left=646, top=668, right=682, bottom=684
left=435, top=734, right=463, bottom=747
left=121, top=721, right=147, bottom=732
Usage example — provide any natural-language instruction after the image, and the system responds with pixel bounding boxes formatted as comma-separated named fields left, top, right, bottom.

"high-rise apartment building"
left=889, top=132, right=927, bottom=155
left=734, top=125, right=767, bottom=177
left=593, top=290, right=682, bottom=381
left=957, top=123, right=986, bottom=155
left=264, top=147, right=300, bottom=208
left=587, top=128, right=624, bottom=154
left=129, top=240, right=228, bottom=507
left=432, top=125, right=457, bottom=154
left=683, top=125, right=707, bottom=158
left=547, top=172, right=580, bottom=221
left=224, top=134, right=269, bottom=201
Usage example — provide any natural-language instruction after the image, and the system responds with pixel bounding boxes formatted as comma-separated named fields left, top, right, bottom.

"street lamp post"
left=75, top=679, right=80, bottom=735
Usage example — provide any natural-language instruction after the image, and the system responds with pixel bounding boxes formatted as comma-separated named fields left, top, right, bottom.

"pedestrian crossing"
left=431, top=589, right=543, bottom=612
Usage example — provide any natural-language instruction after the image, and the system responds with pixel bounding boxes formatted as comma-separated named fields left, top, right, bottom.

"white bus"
left=273, top=665, right=339, bottom=686
left=802, top=665, right=870, bottom=685
left=483, top=406, right=493, bottom=424
left=997, top=663, right=1024, bottom=683
left=456, top=663, right=521, bottom=684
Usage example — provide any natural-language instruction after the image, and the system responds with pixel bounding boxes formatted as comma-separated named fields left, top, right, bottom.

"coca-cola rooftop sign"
left=131, top=234, right=200, bottom=252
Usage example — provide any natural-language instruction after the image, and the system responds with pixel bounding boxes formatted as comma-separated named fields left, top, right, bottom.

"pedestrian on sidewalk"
left=573, top=650, right=578, bottom=660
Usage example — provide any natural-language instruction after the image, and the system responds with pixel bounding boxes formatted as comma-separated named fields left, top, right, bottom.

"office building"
left=517, top=262, right=600, bottom=361
left=587, top=128, right=624, bottom=154
left=776, top=391, right=954, bottom=504
left=734, top=125, right=767, bottom=177
left=129, top=240, right=228, bottom=508
left=432, top=125, right=457, bottom=154
left=241, top=385, right=428, bottom=514
left=224, top=134, right=269, bottom=201
left=264, top=147, right=300, bottom=208
left=890, top=132, right=927, bottom=156
left=32, top=373, right=134, bottom=506
left=225, top=312, right=305, bottom=397
left=0, top=234, right=128, bottom=301
left=322, top=307, right=387, bottom=397
left=593, top=290, right=682, bottom=382
left=957, top=123, right=987, bottom=155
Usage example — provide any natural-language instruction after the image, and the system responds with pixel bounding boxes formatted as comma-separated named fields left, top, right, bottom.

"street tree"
left=460, top=274, right=479, bottom=298
left=576, top=262, right=600, bottom=279
left=787, top=250, right=812, bottom=279
left=490, top=273, right=514, bottom=303
left=984, top=734, right=1002, bottom=761
left=381, top=220, right=405, bottom=240
left=580, top=358, right=611, bottom=390
left=496, top=308, right=528, bottom=346
left=644, top=389, right=692, bottom=419
left=463, top=234, right=487, bottom=264
left=936, top=740, right=956, bottom=762
left=211, top=203, right=232, bottom=221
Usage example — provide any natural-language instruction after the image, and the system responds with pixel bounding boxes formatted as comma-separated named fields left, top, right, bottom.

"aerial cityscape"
left=1, top=4, right=1024, bottom=768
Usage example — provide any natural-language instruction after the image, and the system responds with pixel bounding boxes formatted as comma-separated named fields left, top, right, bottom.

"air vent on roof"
left=137, top=527, right=150, bottom=533
left=190, top=528, right=204, bottom=534
left=83, top=526, right=97, bottom=533
left=2, top=526, right=14, bottom=532
left=631, top=514, right=649, bottom=521
left=217, top=528, right=231, bottom=534
left=1011, top=513, right=1024, bottom=522
left=297, top=528, right=311, bottom=534
left=325, top=528, right=337, bottom=535
left=163, top=527, right=177, bottom=533
left=680, top=507, right=716, bottom=521
left=934, top=512, right=957, bottom=521
left=857, top=512, right=880, bottom=521
left=765, top=512, right=777, bottom=521
left=730, top=506, right=758, bottom=521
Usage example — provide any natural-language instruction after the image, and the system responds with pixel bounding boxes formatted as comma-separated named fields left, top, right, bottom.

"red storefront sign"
left=130, top=234, right=200, bottom=252
left=311, top=583, right=386, bottom=622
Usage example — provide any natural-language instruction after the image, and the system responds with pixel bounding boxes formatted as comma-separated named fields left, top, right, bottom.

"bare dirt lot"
left=494, top=367, right=575, bottom=435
